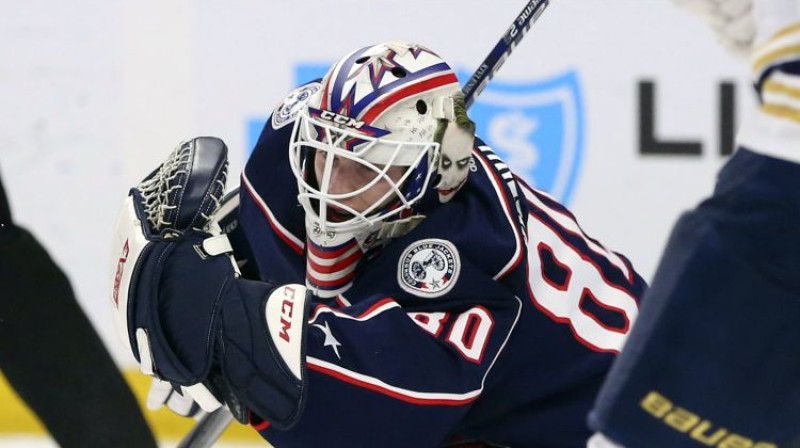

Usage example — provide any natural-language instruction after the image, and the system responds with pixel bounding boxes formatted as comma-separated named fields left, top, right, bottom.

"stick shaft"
left=462, top=0, right=552, bottom=109
left=177, top=408, right=235, bottom=448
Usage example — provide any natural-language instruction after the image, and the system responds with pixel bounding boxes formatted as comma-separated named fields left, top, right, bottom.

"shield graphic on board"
left=463, top=69, right=585, bottom=206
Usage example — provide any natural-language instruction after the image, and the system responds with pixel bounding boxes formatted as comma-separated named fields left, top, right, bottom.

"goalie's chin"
left=326, top=205, right=354, bottom=223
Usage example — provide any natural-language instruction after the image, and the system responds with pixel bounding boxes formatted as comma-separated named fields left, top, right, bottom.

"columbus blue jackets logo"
left=272, top=82, right=321, bottom=129
left=461, top=69, right=585, bottom=205
left=398, top=239, right=460, bottom=298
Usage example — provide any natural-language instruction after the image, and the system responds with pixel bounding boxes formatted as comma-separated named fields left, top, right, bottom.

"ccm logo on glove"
left=264, top=283, right=308, bottom=382
left=112, top=239, right=130, bottom=308
left=279, top=286, right=299, bottom=343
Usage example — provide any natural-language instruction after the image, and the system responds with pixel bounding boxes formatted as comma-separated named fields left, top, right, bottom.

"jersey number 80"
left=525, top=193, right=640, bottom=354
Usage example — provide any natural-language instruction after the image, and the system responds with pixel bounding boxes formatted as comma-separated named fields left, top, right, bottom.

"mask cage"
left=289, top=108, right=440, bottom=234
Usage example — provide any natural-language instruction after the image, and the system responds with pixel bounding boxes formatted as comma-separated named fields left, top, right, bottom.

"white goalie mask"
left=289, top=40, right=475, bottom=247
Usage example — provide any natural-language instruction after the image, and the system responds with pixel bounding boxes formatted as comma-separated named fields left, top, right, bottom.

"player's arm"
left=110, top=137, right=521, bottom=444
left=262, top=270, right=523, bottom=447
left=143, top=186, right=267, bottom=419
left=588, top=1, right=800, bottom=447
left=111, top=137, right=310, bottom=429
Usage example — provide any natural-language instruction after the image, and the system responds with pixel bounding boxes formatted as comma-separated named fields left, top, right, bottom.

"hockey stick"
left=178, top=3, right=552, bottom=447
left=177, top=408, right=235, bottom=448
left=462, top=0, right=552, bottom=109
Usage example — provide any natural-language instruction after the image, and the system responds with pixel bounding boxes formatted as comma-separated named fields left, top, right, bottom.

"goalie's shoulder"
left=246, top=80, right=320, bottom=176
left=420, top=139, right=528, bottom=282
left=244, top=80, right=318, bottom=216
left=270, top=80, right=322, bottom=131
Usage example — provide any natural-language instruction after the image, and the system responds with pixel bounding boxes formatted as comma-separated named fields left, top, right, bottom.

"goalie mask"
left=289, top=40, right=476, bottom=297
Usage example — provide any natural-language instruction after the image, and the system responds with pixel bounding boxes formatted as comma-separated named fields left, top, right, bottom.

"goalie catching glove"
left=110, top=137, right=309, bottom=429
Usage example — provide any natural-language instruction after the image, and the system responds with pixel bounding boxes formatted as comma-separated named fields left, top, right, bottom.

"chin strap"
left=304, top=212, right=426, bottom=299
left=370, top=214, right=426, bottom=243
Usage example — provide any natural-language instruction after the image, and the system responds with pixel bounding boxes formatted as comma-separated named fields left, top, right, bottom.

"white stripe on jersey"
left=521, top=184, right=633, bottom=282
left=241, top=171, right=305, bottom=251
left=752, top=26, right=800, bottom=78
left=306, top=297, right=523, bottom=405
left=474, top=147, right=525, bottom=281
left=307, top=356, right=482, bottom=404
left=309, top=299, right=400, bottom=324
left=763, top=81, right=800, bottom=113
left=306, top=245, right=362, bottom=266
left=738, top=73, right=800, bottom=164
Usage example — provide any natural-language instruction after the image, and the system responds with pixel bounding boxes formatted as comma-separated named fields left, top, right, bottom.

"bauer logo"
left=463, top=69, right=585, bottom=206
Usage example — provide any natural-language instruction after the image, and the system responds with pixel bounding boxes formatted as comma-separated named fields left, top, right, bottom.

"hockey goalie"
left=109, top=41, right=646, bottom=447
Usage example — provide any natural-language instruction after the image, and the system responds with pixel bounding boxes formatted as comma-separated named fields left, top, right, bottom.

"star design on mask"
left=408, top=44, right=437, bottom=59
left=312, top=321, right=342, bottom=360
left=348, top=50, right=403, bottom=90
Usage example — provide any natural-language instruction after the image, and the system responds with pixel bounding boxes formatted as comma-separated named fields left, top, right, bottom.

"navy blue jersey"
left=587, top=44, right=800, bottom=448
left=236, top=84, right=646, bottom=447
left=589, top=148, right=800, bottom=448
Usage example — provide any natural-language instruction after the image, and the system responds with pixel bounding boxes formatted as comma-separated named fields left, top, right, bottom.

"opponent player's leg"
left=589, top=1, right=800, bottom=447
left=0, top=172, right=157, bottom=448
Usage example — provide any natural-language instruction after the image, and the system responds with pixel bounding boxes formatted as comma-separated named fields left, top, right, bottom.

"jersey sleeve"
left=260, top=256, right=523, bottom=447
left=237, top=82, right=321, bottom=286
left=739, top=19, right=800, bottom=165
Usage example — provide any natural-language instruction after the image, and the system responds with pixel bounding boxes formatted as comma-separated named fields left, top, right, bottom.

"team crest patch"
left=272, top=82, right=320, bottom=129
left=398, top=239, right=460, bottom=298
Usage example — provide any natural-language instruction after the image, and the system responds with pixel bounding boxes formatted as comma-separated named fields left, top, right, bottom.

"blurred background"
left=0, top=0, right=750, bottom=445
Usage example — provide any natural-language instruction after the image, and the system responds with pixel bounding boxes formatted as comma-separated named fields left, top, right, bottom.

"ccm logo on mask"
left=319, top=110, right=365, bottom=129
